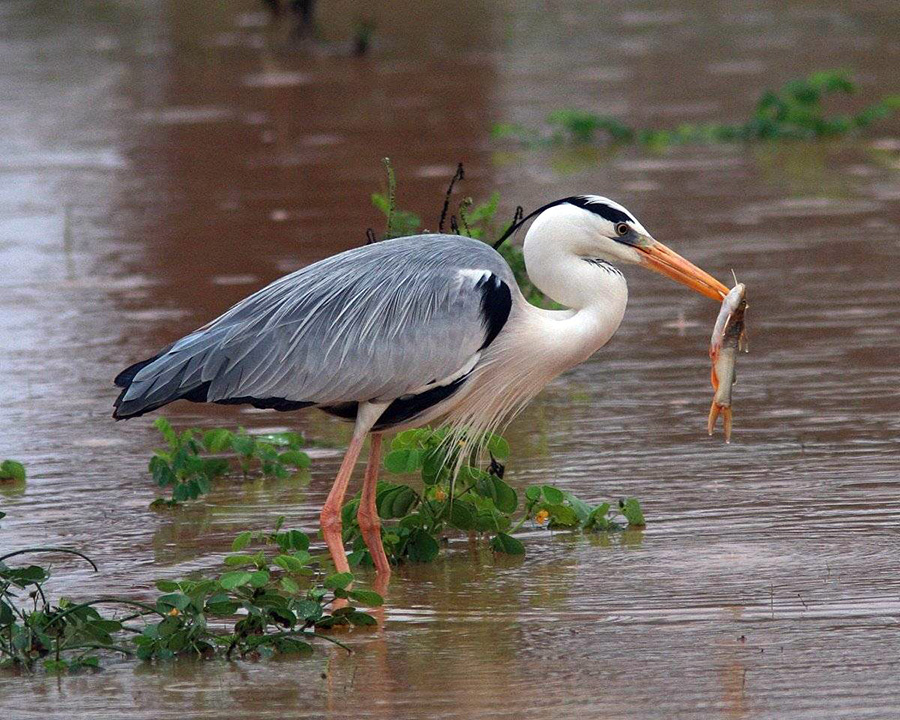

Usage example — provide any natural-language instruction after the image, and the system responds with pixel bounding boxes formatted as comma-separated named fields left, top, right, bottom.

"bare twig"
left=439, top=163, right=465, bottom=233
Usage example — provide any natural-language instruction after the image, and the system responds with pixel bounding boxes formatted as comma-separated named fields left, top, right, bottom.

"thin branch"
left=438, top=163, right=465, bottom=233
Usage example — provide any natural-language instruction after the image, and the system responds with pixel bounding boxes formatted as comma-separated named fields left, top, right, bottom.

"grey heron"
left=113, top=195, right=729, bottom=581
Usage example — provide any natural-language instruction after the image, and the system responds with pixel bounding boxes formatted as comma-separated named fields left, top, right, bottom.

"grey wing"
left=113, top=235, right=515, bottom=419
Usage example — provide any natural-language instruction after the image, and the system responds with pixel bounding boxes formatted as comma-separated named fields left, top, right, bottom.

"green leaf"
left=156, top=593, right=191, bottom=611
left=280, top=576, right=301, bottom=594
left=421, top=449, right=445, bottom=485
left=154, top=417, right=177, bottom=447
left=376, top=485, right=418, bottom=519
left=491, top=478, right=518, bottom=514
left=279, top=450, right=311, bottom=469
left=347, top=589, right=384, bottom=606
left=249, top=570, right=270, bottom=588
left=490, top=532, right=525, bottom=555
left=276, top=529, right=310, bottom=553
left=620, top=497, right=645, bottom=527
left=324, top=572, right=354, bottom=590
left=485, top=434, right=510, bottom=459
left=449, top=500, right=477, bottom=531
left=231, top=531, right=252, bottom=552
left=346, top=610, right=377, bottom=626
left=563, top=492, right=594, bottom=524
left=542, top=485, right=565, bottom=504
left=155, top=579, right=180, bottom=592
left=205, top=594, right=239, bottom=615
left=0, top=600, right=14, bottom=626
left=230, top=433, right=255, bottom=457
left=407, top=529, right=440, bottom=563
left=172, top=482, right=191, bottom=503
left=202, top=429, right=232, bottom=452
left=295, top=599, right=323, bottom=622
left=524, top=486, right=541, bottom=502
left=585, top=503, right=615, bottom=531
left=274, top=554, right=308, bottom=573
left=149, top=455, right=176, bottom=488
left=384, top=448, right=422, bottom=474
left=545, top=503, right=579, bottom=527
left=219, top=571, right=253, bottom=589
left=0, top=460, right=26, bottom=483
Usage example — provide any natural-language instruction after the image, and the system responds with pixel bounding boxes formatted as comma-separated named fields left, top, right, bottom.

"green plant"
left=0, top=539, right=121, bottom=673
left=370, top=161, right=551, bottom=307
left=148, top=418, right=311, bottom=506
left=494, top=70, right=900, bottom=148
left=0, top=460, right=25, bottom=483
left=0, top=511, right=380, bottom=673
left=136, top=518, right=379, bottom=661
left=341, top=427, right=645, bottom=565
left=371, top=157, right=421, bottom=239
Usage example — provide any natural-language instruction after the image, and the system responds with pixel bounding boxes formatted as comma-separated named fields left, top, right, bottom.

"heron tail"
left=112, top=347, right=212, bottom=420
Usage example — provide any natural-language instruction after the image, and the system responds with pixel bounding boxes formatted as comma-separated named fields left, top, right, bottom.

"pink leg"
left=320, top=434, right=366, bottom=574
left=357, top=433, right=391, bottom=579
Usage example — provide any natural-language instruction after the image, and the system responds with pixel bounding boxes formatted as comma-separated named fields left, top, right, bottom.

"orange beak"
left=636, top=239, right=729, bottom=301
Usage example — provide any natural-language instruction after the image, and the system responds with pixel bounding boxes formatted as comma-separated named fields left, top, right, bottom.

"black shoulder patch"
left=475, top=273, right=512, bottom=350
left=319, top=375, right=469, bottom=431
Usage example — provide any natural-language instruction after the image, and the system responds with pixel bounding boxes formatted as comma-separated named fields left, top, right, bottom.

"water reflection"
left=2, top=0, right=900, bottom=718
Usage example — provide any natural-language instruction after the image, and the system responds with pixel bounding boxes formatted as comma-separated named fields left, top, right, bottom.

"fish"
left=707, top=283, right=748, bottom=443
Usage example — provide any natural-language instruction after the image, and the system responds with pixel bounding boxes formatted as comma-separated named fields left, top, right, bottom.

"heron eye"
left=615, top=222, right=629, bottom=237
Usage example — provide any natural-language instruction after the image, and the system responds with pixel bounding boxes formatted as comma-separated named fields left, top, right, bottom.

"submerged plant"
left=493, top=70, right=900, bottom=148
left=0, top=510, right=379, bottom=673
left=341, top=427, right=645, bottom=565
left=148, top=418, right=310, bottom=506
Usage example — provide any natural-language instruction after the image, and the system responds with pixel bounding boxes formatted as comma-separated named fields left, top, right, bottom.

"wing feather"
left=114, top=235, right=515, bottom=418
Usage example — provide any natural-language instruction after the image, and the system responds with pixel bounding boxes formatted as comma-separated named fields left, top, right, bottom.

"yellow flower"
left=535, top=510, right=550, bottom=526
left=167, top=608, right=181, bottom=617
left=434, top=488, right=447, bottom=502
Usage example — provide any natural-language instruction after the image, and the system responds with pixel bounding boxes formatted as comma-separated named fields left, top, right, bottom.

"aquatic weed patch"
left=341, top=427, right=645, bottom=565
left=0, top=511, right=379, bottom=674
left=493, top=70, right=900, bottom=148
left=148, top=417, right=311, bottom=506
left=0, top=460, right=26, bottom=484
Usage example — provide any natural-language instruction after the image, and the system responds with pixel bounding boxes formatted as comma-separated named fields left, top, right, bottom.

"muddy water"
left=1, top=0, right=899, bottom=718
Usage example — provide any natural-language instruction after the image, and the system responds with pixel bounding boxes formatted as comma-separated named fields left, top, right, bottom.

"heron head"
left=519, top=195, right=729, bottom=301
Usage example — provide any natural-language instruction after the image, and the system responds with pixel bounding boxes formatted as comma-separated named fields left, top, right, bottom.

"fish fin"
left=707, top=401, right=720, bottom=435
left=723, top=407, right=733, bottom=443
left=710, top=366, right=719, bottom=391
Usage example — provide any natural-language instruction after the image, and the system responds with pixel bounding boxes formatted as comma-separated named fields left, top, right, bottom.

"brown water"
left=2, top=1, right=899, bottom=718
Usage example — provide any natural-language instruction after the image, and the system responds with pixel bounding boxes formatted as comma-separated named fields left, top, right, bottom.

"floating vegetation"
left=0, top=460, right=25, bottom=484
left=341, top=427, right=645, bottom=565
left=148, top=418, right=310, bottom=506
left=493, top=70, right=900, bottom=148
left=0, top=511, right=379, bottom=674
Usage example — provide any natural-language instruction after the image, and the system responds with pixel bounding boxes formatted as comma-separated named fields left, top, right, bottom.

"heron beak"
left=635, top=237, right=729, bottom=301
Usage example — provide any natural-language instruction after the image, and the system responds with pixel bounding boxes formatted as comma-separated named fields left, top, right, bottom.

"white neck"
left=522, top=211, right=629, bottom=363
